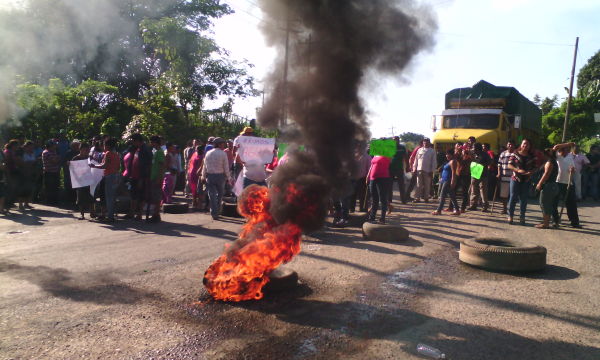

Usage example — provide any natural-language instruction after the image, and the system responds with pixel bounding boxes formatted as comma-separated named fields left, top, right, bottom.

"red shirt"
left=369, top=156, right=391, bottom=180
left=103, top=151, right=120, bottom=176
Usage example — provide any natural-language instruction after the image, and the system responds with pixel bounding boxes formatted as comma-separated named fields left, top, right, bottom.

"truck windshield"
left=443, top=115, right=499, bottom=129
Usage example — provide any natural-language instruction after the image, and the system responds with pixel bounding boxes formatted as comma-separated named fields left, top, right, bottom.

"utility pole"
left=562, top=37, right=579, bottom=142
left=281, top=9, right=291, bottom=128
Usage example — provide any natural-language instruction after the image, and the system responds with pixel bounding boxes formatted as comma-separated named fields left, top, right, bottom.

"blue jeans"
left=436, top=181, right=459, bottom=212
left=104, top=173, right=120, bottom=220
left=243, top=177, right=266, bottom=189
left=508, top=179, right=530, bottom=220
left=206, top=173, right=226, bottom=218
left=369, top=178, right=390, bottom=221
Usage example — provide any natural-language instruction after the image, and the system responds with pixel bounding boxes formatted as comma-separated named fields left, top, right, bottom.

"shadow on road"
left=0, top=260, right=162, bottom=305
left=97, top=220, right=239, bottom=241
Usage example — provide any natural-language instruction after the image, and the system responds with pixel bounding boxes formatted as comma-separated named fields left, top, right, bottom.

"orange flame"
left=203, top=185, right=303, bottom=301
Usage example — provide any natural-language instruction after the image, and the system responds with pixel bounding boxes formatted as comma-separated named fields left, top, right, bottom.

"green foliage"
left=1, top=0, right=258, bottom=144
left=577, top=50, right=600, bottom=91
left=398, top=132, right=426, bottom=144
left=580, top=137, right=600, bottom=153
left=7, top=79, right=119, bottom=141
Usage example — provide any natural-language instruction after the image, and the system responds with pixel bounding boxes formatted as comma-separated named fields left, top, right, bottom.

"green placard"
left=369, top=139, right=397, bottom=158
left=470, top=162, right=484, bottom=180
left=277, top=143, right=304, bottom=158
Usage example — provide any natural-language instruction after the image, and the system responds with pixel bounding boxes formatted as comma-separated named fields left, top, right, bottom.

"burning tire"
left=163, top=202, right=189, bottom=214
left=362, top=222, right=409, bottom=242
left=459, top=237, right=546, bottom=272
left=264, top=267, right=299, bottom=293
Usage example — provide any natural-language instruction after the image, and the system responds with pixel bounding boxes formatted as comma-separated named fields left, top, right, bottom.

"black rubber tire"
left=115, top=196, right=131, bottom=214
left=362, top=222, right=409, bottom=242
left=221, top=202, right=241, bottom=217
left=459, top=237, right=547, bottom=272
left=264, top=267, right=298, bottom=293
left=163, top=202, right=189, bottom=214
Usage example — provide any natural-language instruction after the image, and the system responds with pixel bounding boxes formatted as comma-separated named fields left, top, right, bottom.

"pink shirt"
left=369, top=156, right=391, bottom=180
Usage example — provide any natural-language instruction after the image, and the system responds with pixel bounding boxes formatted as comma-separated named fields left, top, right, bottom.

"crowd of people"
left=0, top=126, right=273, bottom=223
left=360, top=135, right=600, bottom=229
left=1, top=129, right=599, bottom=231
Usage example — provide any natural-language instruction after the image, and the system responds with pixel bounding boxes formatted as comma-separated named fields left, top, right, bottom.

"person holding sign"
left=507, top=138, right=537, bottom=225
left=467, top=143, right=491, bottom=212
left=366, top=155, right=392, bottom=224
left=89, top=138, right=120, bottom=223
left=413, top=138, right=436, bottom=203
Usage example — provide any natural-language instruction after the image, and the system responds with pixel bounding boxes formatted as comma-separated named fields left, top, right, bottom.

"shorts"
left=499, top=181, right=510, bottom=198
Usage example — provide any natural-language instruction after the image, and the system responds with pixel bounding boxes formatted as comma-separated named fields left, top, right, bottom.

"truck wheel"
left=459, top=237, right=546, bottom=272
left=163, top=202, right=189, bottom=214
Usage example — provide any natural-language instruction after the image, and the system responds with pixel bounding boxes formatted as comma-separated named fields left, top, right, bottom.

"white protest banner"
left=89, top=167, right=105, bottom=196
left=69, top=160, right=95, bottom=188
left=237, top=136, right=275, bottom=164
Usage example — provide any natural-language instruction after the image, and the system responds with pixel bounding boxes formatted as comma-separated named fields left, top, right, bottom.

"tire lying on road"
left=459, top=237, right=546, bottom=272
left=163, top=202, right=189, bottom=214
left=362, top=222, right=409, bottom=242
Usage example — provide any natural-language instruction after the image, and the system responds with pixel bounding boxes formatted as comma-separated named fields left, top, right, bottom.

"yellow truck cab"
left=432, top=80, right=542, bottom=153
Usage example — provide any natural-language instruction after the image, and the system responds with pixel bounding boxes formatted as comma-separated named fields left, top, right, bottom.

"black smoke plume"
left=258, top=0, right=436, bottom=231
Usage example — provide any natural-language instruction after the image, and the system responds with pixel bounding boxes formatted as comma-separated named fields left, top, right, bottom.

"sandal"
left=431, top=211, right=441, bottom=215
left=535, top=224, right=550, bottom=229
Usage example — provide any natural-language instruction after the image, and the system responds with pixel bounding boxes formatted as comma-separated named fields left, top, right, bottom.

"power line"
left=439, top=32, right=574, bottom=47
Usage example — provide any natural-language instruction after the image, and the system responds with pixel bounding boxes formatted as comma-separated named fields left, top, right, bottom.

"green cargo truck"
left=432, top=80, right=542, bottom=152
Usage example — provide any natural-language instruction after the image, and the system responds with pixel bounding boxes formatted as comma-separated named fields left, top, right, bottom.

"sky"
left=211, top=0, right=600, bottom=138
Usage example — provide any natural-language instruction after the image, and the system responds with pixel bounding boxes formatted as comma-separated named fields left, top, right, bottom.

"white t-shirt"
left=556, top=153, right=575, bottom=185
left=243, top=160, right=267, bottom=182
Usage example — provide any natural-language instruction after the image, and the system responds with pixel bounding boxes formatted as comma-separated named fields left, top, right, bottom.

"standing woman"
left=432, top=149, right=460, bottom=216
left=90, top=138, right=120, bottom=223
left=507, top=138, right=537, bottom=225
left=366, top=154, right=392, bottom=224
left=188, top=146, right=205, bottom=210
left=535, top=149, right=559, bottom=229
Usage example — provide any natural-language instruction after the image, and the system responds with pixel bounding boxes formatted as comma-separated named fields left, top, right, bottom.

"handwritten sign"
left=369, top=139, right=397, bottom=158
left=470, top=162, right=484, bottom=180
left=237, top=136, right=275, bottom=164
left=69, top=160, right=105, bottom=195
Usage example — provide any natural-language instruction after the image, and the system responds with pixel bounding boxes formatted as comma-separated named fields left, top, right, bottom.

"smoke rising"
left=0, top=0, right=143, bottom=126
left=258, top=0, right=436, bottom=230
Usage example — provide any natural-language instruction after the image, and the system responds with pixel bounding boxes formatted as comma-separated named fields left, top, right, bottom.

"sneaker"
left=451, top=211, right=461, bottom=216
left=570, top=224, right=583, bottom=229
left=443, top=207, right=453, bottom=212
left=431, top=210, right=441, bottom=215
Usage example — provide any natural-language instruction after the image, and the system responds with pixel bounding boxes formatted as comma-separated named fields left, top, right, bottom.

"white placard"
left=89, top=168, right=105, bottom=196
left=68, top=159, right=105, bottom=196
left=594, top=113, right=600, bottom=123
left=237, top=136, right=275, bottom=164
left=69, top=160, right=95, bottom=188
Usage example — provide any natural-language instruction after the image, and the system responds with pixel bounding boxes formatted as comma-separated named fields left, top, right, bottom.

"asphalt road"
left=1, top=195, right=599, bottom=360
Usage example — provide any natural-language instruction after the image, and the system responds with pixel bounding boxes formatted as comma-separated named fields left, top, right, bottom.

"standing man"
left=497, top=140, right=516, bottom=214
left=201, top=138, right=231, bottom=220
left=413, top=138, right=436, bottom=202
left=149, top=136, right=166, bottom=223
left=571, top=145, right=589, bottom=201
left=553, top=142, right=581, bottom=228
left=389, top=136, right=409, bottom=204
left=468, top=143, right=491, bottom=212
